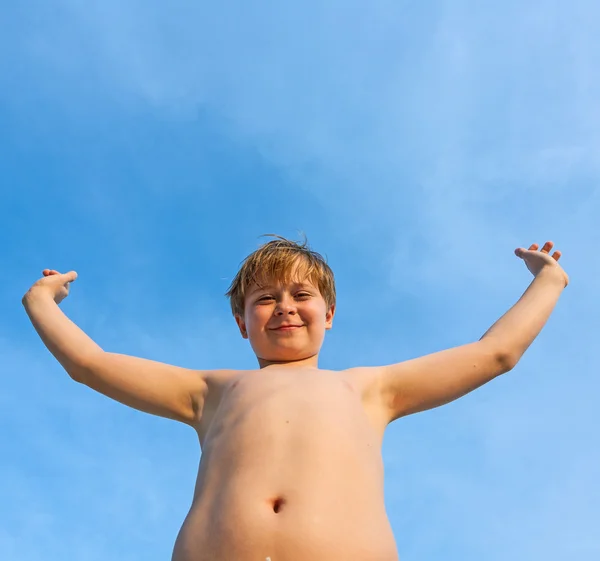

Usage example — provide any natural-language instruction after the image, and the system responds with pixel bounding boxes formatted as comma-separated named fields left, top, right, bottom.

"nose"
left=275, top=296, right=297, bottom=315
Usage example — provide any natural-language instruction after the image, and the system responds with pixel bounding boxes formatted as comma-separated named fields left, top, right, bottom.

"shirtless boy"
left=22, top=237, right=568, bottom=561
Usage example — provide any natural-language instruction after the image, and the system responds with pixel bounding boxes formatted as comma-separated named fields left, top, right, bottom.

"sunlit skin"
left=514, top=241, right=568, bottom=286
left=27, top=240, right=568, bottom=561
left=234, top=273, right=335, bottom=369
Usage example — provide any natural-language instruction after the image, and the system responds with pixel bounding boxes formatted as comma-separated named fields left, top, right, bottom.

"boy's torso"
left=172, top=367, right=398, bottom=561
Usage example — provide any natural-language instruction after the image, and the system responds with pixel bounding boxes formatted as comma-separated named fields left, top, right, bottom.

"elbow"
left=66, top=352, right=103, bottom=384
left=480, top=339, right=518, bottom=373
left=496, top=350, right=518, bottom=373
left=67, top=365, right=88, bottom=384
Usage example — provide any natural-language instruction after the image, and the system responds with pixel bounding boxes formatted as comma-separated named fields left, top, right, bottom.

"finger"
left=540, top=241, right=554, bottom=253
left=528, top=243, right=539, bottom=251
left=552, top=250, right=562, bottom=261
left=515, top=247, right=528, bottom=257
left=62, top=271, right=78, bottom=282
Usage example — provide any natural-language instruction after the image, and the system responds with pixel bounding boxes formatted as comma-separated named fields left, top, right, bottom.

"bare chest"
left=198, top=368, right=386, bottom=450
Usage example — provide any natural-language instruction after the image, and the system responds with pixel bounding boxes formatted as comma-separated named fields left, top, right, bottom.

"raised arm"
left=379, top=242, right=568, bottom=423
left=22, top=270, right=207, bottom=425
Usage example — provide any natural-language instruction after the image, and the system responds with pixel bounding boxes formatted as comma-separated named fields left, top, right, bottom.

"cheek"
left=247, top=307, right=271, bottom=328
left=305, top=303, right=327, bottom=323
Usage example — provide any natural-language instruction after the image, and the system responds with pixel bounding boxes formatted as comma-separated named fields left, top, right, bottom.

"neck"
left=257, top=354, right=320, bottom=369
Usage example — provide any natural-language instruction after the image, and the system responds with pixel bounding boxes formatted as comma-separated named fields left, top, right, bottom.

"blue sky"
left=1, top=1, right=599, bottom=559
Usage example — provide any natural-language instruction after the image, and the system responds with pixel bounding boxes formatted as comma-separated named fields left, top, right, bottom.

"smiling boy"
left=22, top=236, right=568, bottom=561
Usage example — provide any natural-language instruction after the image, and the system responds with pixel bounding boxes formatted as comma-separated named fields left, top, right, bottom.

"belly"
left=172, top=487, right=399, bottom=561
left=173, top=369, right=398, bottom=560
left=173, top=437, right=397, bottom=561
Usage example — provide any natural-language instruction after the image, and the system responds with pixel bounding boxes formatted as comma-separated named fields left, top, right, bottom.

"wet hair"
left=225, top=234, right=336, bottom=317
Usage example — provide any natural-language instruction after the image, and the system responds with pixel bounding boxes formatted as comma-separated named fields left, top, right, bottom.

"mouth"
left=271, top=325, right=304, bottom=331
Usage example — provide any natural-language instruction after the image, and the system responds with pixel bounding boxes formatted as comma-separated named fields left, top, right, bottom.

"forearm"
left=480, top=269, right=565, bottom=365
left=22, top=289, right=103, bottom=379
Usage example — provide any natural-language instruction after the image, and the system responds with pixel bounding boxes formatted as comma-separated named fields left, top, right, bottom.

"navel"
left=270, top=496, right=286, bottom=513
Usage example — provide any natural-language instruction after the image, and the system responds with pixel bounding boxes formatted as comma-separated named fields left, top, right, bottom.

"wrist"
left=535, top=266, right=568, bottom=289
left=22, top=286, right=56, bottom=309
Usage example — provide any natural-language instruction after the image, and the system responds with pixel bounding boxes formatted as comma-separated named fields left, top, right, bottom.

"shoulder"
left=201, top=368, right=245, bottom=402
left=338, top=365, right=387, bottom=410
left=201, top=367, right=259, bottom=396
left=337, top=366, right=390, bottom=432
left=203, top=368, right=242, bottom=386
left=340, top=365, right=385, bottom=392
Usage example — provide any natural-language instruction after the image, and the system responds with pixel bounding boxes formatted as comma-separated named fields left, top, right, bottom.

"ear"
left=325, top=304, right=335, bottom=330
left=235, top=314, right=249, bottom=339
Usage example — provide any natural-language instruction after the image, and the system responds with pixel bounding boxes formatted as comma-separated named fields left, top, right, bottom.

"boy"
left=22, top=236, right=568, bottom=561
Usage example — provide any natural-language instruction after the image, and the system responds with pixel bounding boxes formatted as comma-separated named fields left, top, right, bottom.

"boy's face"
left=235, top=268, right=334, bottom=366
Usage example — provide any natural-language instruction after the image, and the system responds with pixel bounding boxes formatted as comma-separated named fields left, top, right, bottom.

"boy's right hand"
left=23, top=269, right=78, bottom=305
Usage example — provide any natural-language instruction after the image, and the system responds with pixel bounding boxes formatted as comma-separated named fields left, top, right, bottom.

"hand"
left=23, top=269, right=78, bottom=305
left=515, top=242, right=569, bottom=287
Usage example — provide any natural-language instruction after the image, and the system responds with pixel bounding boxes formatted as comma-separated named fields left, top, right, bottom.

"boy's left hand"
left=515, top=241, right=569, bottom=287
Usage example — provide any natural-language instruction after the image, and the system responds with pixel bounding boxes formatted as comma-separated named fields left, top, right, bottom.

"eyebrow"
left=248, top=282, right=314, bottom=295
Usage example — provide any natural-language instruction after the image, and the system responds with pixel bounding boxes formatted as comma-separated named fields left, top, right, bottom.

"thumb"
left=514, top=248, right=528, bottom=258
left=61, top=271, right=78, bottom=282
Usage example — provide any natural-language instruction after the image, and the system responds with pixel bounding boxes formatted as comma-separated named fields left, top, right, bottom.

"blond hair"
left=226, top=235, right=336, bottom=317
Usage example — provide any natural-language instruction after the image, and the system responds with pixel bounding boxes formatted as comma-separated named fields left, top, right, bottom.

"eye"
left=257, top=296, right=274, bottom=303
left=295, top=292, right=311, bottom=299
